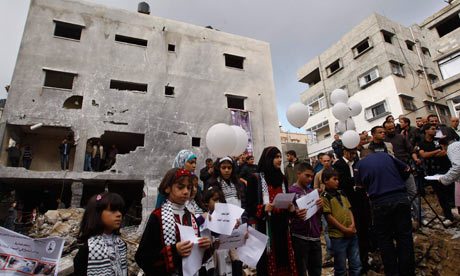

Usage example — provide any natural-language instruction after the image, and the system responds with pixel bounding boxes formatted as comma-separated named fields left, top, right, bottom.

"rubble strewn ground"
left=26, top=188, right=460, bottom=276
left=321, top=188, right=460, bottom=276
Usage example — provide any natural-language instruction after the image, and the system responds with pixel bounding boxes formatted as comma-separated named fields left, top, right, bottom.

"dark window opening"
left=43, top=70, right=76, bottom=90
left=436, top=13, right=460, bottom=37
left=86, top=131, right=145, bottom=172
left=422, top=47, right=431, bottom=57
left=406, top=40, right=415, bottom=51
left=353, top=39, right=371, bottom=56
left=168, top=44, right=176, bottom=52
left=224, top=54, right=245, bottom=69
left=54, top=21, right=83, bottom=40
left=327, top=59, right=341, bottom=75
left=192, top=137, right=201, bottom=147
left=165, top=86, right=175, bottom=96
left=227, top=96, right=245, bottom=110
left=115, top=35, right=147, bottom=46
left=299, top=68, right=321, bottom=86
left=110, top=80, right=147, bottom=92
left=63, top=95, right=83, bottom=109
left=381, top=30, right=393, bottom=44
left=401, top=98, right=417, bottom=111
left=428, top=74, right=438, bottom=84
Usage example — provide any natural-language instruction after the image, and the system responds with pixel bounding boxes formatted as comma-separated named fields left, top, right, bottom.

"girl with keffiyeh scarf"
left=135, top=168, right=211, bottom=276
left=247, top=147, right=299, bottom=276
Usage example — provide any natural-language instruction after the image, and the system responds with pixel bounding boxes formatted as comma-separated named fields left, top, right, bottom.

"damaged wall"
left=0, top=0, right=281, bottom=226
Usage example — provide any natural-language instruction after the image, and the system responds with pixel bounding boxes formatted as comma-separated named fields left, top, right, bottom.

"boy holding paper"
left=289, top=162, right=323, bottom=276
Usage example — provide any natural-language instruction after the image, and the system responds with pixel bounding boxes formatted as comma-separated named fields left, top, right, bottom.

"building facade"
left=298, top=8, right=455, bottom=158
left=420, top=1, right=460, bottom=117
left=0, top=0, right=281, bottom=224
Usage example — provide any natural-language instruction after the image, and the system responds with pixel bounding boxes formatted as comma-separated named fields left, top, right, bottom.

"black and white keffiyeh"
left=218, top=177, right=241, bottom=207
left=87, top=235, right=127, bottom=276
left=260, top=172, right=286, bottom=204
left=161, top=200, right=178, bottom=246
left=186, top=199, right=204, bottom=216
left=162, top=200, right=199, bottom=246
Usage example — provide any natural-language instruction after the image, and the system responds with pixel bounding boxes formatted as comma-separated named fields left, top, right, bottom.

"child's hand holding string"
left=234, top=219, right=241, bottom=229
left=198, top=236, right=211, bottom=249
left=264, top=203, right=274, bottom=212
left=176, top=241, right=193, bottom=257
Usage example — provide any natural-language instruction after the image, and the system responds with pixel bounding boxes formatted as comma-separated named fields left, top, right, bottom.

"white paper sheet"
left=182, top=243, right=205, bottom=276
left=425, top=174, right=443, bottom=181
left=236, top=226, right=268, bottom=268
left=177, top=224, right=204, bottom=276
left=218, top=223, right=247, bottom=249
left=272, top=193, right=295, bottom=209
left=296, top=189, right=320, bottom=220
left=207, top=203, right=244, bottom=235
left=177, top=223, right=200, bottom=243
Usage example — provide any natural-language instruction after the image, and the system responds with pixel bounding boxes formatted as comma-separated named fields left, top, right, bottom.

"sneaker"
left=443, top=219, right=453, bottom=226
left=422, top=219, right=429, bottom=226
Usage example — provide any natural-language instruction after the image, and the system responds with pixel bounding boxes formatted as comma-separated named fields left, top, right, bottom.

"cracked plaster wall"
left=0, top=0, right=281, bottom=227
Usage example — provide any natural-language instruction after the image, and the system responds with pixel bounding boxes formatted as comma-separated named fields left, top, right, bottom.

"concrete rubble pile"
left=27, top=208, right=144, bottom=275
left=24, top=204, right=460, bottom=276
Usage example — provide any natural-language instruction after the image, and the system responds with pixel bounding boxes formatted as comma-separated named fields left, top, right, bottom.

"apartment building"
left=298, top=11, right=452, bottom=158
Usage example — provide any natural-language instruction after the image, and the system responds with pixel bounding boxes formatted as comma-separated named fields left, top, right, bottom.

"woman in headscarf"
left=155, top=150, right=197, bottom=208
left=247, top=146, right=298, bottom=276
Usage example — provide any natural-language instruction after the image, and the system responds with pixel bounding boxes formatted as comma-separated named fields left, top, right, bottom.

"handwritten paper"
left=425, top=174, right=443, bottom=181
left=219, top=223, right=247, bottom=249
left=236, top=226, right=268, bottom=268
left=208, top=203, right=244, bottom=235
left=177, top=224, right=204, bottom=276
left=273, top=193, right=295, bottom=209
left=296, top=189, right=320, bottom=220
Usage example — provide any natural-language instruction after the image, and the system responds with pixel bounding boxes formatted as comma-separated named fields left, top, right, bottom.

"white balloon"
left=332, top=102, right=351, bottom=121
left=330, top=89, right=348, bottom=105
left=342, top=130, right=360, bottom=149
left=230, top=125, right=249, bottom=156
left=286, top=103, right=309, bottom=128
left=206, top=123, right=237, bottom=157
left=346, top=118, right=356, bottom=130
left=348, top=100, right=362, bottom=117
left=336, top=121, right=346, bottom=133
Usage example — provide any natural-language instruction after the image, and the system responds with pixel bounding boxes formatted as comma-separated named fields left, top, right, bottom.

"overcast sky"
left=0, top=0, right=447, bottom=132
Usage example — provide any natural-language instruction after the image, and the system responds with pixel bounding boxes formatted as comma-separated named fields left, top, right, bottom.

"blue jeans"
left=331, top=234, right=361, bottom=276
left=84, top=153, right=92, bottom=171
left=322, top=215, right=332, bottom=255
left=23, top=158, right=32, bottom=169
left=61, top=154, right=70, bottom=170
left=372, top=195, right=415, bottom=276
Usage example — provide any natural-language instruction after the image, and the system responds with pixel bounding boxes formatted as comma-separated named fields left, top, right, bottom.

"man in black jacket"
left=200, top=158, right=214, bottom=188
left=333, top=146, right=371, bottom=272
left=428, top=114, right=459, bottom=141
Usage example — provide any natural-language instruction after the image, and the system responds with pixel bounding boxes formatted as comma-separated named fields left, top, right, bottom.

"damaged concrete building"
left=0, top=0, right=280, bottom=226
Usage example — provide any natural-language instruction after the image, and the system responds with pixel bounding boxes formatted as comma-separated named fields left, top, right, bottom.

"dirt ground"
left=321, top=187, right=460, bottom=276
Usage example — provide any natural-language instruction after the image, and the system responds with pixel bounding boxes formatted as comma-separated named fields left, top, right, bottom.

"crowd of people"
left=12, top=113, right=442, bottom=276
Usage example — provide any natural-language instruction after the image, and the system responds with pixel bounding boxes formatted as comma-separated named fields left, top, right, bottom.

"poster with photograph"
left=0, top=227, right=64, bottom=276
